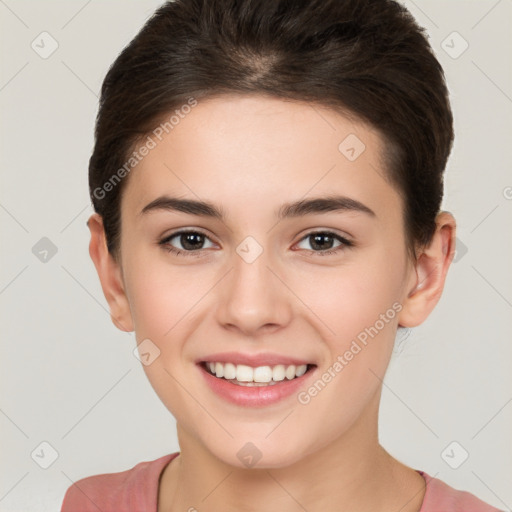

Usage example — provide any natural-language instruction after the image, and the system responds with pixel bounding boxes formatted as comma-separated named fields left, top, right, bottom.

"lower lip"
left=198, top=363, right=316, bottom=407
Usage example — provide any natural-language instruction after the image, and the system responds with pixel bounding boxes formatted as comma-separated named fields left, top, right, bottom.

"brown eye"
left=296, top=231, right=353, bottom=256
left=159, top=230, right=215, bottom=256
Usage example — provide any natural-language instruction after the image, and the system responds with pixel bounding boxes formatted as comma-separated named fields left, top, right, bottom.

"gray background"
left=0, top=1, right=511, bottom=510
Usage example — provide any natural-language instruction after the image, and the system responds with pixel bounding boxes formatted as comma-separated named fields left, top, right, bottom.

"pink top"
left=61, top=452, right=503, bottom=512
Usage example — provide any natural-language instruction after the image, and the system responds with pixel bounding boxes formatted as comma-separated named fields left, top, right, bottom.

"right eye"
left=159, top=229, right=216, bottom=256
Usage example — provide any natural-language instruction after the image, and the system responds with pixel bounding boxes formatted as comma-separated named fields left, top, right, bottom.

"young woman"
left=61, top=0, right=503, bottom=510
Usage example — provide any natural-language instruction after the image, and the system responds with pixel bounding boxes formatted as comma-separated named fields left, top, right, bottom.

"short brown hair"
left=89, top=0, right=454, bottom=261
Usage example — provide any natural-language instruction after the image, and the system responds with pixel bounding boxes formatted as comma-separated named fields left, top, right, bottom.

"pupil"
left=311, top=234, right=332, bottom=250
left=182, top=233, right=203, bottom=250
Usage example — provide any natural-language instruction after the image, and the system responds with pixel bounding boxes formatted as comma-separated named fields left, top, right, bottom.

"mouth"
left=200, top=361, right=316, bottom=386
left=197, top=359, right=318, bottom=407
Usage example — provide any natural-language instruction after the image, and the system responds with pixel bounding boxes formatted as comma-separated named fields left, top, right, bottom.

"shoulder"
left=60, top=452, right=179, bottom=512
left=418, top=471, right=504, bottom=512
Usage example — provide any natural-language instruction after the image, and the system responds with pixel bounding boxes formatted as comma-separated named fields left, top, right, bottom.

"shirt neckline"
left=156, top=455, right=432, bottom=511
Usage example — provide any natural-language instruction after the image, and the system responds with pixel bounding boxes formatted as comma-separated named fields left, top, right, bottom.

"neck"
left=158, top=390, right=426, bottom=512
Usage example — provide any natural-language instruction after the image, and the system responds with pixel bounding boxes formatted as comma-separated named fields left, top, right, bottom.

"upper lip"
left=197, top=351, right=315, bottom=367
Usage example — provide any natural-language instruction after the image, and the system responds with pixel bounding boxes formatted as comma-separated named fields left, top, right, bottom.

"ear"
left=87, top=213, right=134, bottom=332
left=398, top=211, right=456, bottom=328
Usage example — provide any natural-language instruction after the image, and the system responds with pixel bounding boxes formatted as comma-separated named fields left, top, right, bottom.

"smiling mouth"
left=200, top=361, right=316, bottom=386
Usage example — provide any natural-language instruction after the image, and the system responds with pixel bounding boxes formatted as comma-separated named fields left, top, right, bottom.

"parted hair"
left=89, top=0, right=454, bottom=261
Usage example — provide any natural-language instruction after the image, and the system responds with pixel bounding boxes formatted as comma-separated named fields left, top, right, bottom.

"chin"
left=205, top=435, right=312, bottom=470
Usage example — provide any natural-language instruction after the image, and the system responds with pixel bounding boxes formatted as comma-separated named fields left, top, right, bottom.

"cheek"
left=290, top=246, right=406, bottom=409
left=125, top=260, right=204, bottom=418
left=298, top=248, right=406, bottom=347
left=125, top=253, right=199, bottom=340
left=289, top=264, right=403, bottom=447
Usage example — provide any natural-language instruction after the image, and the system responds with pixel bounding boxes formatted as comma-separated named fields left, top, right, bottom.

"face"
left=105, top=95, right=420, bottom=468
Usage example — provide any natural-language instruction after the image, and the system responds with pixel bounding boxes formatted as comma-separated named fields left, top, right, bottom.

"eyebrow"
left=139, top=195, right=376, bottom=220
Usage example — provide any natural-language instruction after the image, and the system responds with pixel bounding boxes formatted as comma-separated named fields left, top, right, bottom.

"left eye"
left=295, top=231, right=353, bottom=255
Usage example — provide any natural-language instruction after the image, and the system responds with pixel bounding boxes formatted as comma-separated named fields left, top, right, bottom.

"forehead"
left=122, top=94, right=401, bottom=225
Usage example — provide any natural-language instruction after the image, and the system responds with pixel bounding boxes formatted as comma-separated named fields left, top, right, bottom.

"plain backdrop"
left=0, top=1, right=511, bottom=511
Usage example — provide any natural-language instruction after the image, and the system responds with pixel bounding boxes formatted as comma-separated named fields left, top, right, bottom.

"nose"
left=215, top=242, right=293, bottom=337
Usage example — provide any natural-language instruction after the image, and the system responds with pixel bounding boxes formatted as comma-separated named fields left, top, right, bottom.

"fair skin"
left=88, top=94, right=456, bottom=512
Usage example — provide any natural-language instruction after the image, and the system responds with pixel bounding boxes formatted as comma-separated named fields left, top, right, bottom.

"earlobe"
left=398, top=211, right=456, bottom=328
left=87, top=213, right=134, bottom=332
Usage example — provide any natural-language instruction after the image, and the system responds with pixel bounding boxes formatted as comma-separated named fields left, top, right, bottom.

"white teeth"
left=295, top=364, right=307, bottom=377
left=253, top=366, right=273, bottom=383
left=204, top=361, right=310, bottom=384
left=285, top=365, right=296, bottom=380
left=236, top=364, right=253, bottom=382
left=272, top=364, right=285, bottom=381
left=223, top=362, right=237, bottom=380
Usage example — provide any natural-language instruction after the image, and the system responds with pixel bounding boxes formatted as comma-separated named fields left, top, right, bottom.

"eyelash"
left=158, top=229, right=354, bottom=258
